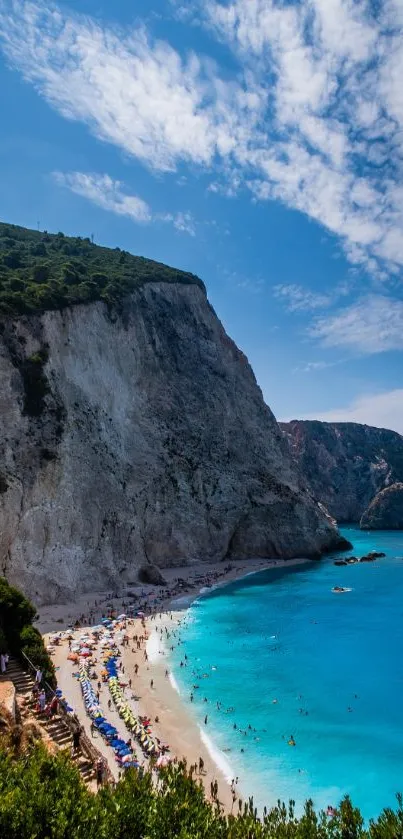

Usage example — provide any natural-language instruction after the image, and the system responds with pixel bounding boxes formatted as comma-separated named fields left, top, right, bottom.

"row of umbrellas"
left=103, top=653, right=169, bottom=762
left=78, top=659, right=139, bottom=769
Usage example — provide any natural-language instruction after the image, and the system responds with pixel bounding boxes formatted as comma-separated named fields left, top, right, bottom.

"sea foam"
left=199, top=727, right=233, bottom=783
left=146, top=630, right=163, bottom=662
left=168, top=672, right=181, bottom=695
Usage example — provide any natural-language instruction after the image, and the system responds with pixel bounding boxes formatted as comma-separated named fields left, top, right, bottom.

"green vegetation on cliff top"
left=0, top=221, right=204, bottom=317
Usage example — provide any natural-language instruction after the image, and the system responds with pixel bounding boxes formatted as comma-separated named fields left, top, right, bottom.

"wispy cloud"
left=286, top=389, right=403, bottom=436
left=309, top=295, right=403, bottom=354
left=54, top=171, right=196, bottom=234
left=1, top=0, right=403, bottom=277
left=54, top=172, right=152, bottom=222
left=294, top=360, right=342, bottom=374
left=158, top=210, right=196, bottom=236
left=0, top=0, right=257, bottom=172
left=273, top=284, right=332, bottom=312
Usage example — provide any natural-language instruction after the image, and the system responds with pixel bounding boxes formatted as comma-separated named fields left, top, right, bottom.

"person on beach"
left=96, top=758, right=104, bottom=788
left=204, top=715, right=208, bottom=725
left=35, top=668, right=42, bottom=686
left=71, top=727, right=80, bottom=755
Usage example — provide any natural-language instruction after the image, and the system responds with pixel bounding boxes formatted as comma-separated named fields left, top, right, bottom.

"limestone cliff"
left=360, top=483, right=403, bottom=530
left=281, top=420, right=403, bottom=523
left=0, top=284, right=347, bottom=605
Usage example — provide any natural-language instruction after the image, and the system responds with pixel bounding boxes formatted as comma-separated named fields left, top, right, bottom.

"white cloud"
left=1, top=0, right=403, bottom=277
left=309, top=295, right=403, bottom=353
left=273, top=283, right=332, bottom=312
left=54, top=171, right=196, bottom=234
left=200, top=0, right=403, bottom=274
left=0, top=0, right=257, bottom=172
left=287, top=390, right=403, bottom=436
left=54, top=172, right=151, bottom=222
left=158, top=210, right=196, bottom=236
left=295, top=360, right=342, bottom=373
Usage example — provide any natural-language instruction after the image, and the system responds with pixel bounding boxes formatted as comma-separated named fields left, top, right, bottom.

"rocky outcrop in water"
left=360, top=483, right=403, bottom=530
left=280, top=420, right=403, bottom=523
left=0, top=279, right=349, bottom=605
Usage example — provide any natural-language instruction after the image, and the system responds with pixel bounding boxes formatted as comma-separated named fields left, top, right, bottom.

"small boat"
left=332, top=586, right=350, bottom=594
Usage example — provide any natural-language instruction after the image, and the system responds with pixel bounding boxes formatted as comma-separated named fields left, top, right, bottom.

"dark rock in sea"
left=280, top=419, right=403, bottom=523
left=334, top=560, right=347, bottom=566
left=138, top=564, right=167, bottom=586
left=360, top=483, right=403, bottom=530
left=325, top=536, right=353, bottom=553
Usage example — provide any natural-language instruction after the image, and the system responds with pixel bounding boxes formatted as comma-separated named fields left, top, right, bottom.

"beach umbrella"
left=156, top=755, right=171, bottom=768
left=117, top=614, right=127, bottom=620
left=80, top=649, right=91, bottom=657
left=137, top=611, right=145, bottom=617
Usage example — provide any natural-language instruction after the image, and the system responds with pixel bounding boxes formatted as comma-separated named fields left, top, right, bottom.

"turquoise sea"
left=170, top=528, right=403, bottom=819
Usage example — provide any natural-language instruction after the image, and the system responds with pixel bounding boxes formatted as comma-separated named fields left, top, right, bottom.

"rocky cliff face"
left=360, top=483, right=403, bottom=530
left=280, top=420, right=403, bottom=523
left=0, top=283, right=346, bottom=605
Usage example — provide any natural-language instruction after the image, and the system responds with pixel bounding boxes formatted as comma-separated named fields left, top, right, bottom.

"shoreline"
left=40, top=555, right=313, bottom=810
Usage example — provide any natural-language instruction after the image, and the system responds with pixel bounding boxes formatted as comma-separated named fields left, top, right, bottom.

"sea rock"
left=360, top=483, right=403, bottom=530
left=0, top=283, right=347, bottom=606
left=280, top=420, right=403, bottom=522
left=138, top=564, right=167, bottom=586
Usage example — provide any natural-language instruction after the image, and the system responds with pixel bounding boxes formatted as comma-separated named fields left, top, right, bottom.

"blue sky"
left=1, top=0, right=403, bottom=432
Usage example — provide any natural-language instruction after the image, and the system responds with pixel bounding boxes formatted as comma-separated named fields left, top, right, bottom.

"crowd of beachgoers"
left=47, top=613, right=172, bottom=774
left=40, top=557, right=301, bottom=808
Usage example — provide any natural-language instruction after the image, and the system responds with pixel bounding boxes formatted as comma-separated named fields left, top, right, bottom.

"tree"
left=0, top=578, right=55, bottom=687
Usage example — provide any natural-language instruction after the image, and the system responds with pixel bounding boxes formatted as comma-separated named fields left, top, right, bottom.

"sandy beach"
left=40, top=556, right=311, bottom=810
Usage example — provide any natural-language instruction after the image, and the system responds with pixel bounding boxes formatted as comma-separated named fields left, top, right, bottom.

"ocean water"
left=170, top=528, right=403, bottom=819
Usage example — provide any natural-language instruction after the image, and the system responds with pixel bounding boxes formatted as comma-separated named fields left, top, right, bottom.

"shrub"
left=0, top=578, right=55, bottom=687
left=0, top=743, right=402, bottom=839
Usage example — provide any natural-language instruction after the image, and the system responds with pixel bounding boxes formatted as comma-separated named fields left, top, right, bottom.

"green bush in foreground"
left=0, top=577, right=56, bottom=687
left=0, top=741, right=402, bottom=839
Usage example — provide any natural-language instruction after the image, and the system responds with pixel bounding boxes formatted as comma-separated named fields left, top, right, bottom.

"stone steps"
left=1, top=657, right=94, bottom=783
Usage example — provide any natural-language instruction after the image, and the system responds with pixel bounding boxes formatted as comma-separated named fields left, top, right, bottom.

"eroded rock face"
left=360, top=483, right=403, bottom=530
left=0, top=284, right=345, bottom=604
left=281, top=420, right=403, bottom=522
